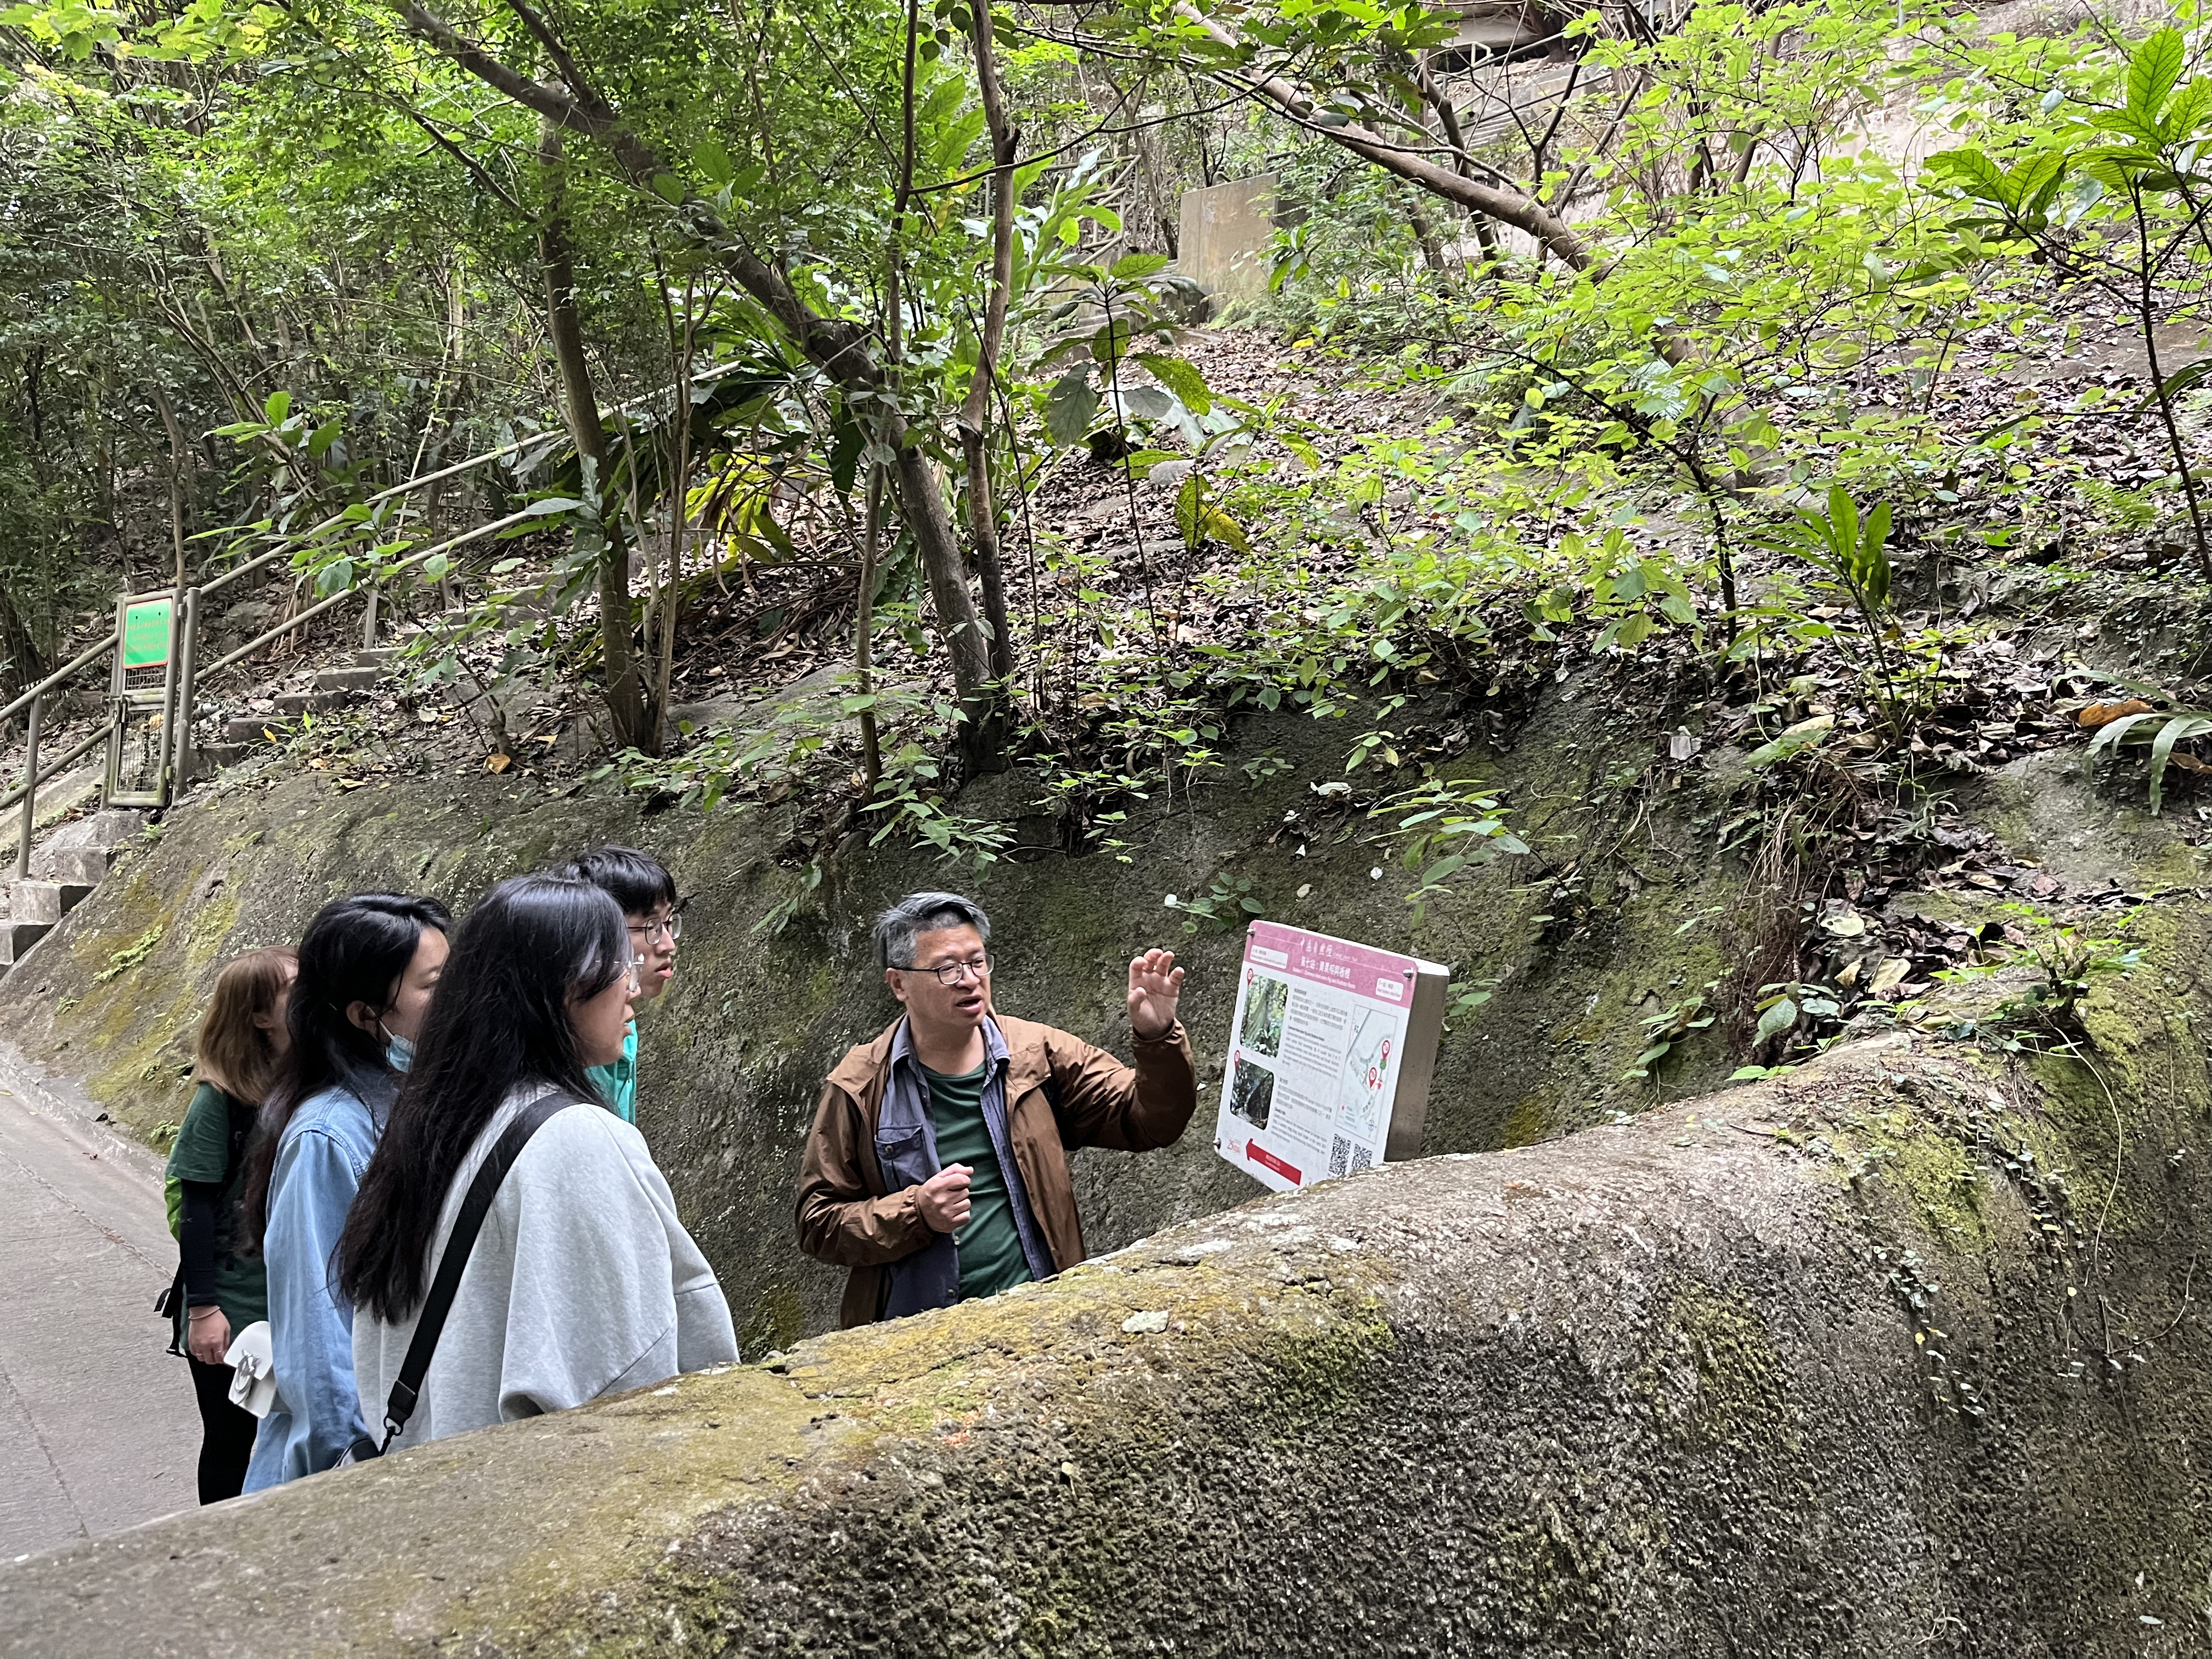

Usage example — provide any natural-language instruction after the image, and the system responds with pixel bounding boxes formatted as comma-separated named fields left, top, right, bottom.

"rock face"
left=0, top=690, right=1776, bottom=1348
left=4, top=1018, right=2210, bottom=1654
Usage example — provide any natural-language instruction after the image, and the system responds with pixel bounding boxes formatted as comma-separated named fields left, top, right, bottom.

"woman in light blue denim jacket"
left=239, top=893, right=449, bottom=1491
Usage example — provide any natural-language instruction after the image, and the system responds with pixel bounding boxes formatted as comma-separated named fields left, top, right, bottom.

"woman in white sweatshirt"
left=338, top=874, right=736, bottom=1455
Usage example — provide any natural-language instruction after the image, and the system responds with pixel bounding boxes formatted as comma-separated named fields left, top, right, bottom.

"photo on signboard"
left=1237, top=971, right=1290, bottom=1057
left=1227, top=1055, right=1276, bottom=1129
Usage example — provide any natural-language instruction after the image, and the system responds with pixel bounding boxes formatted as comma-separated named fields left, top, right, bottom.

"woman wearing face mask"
left=240, top=893, right=450, bottom=1491
left=340, top=877, right=735, bottom=1452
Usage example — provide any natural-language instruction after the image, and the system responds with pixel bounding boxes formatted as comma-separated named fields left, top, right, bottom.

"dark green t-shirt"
left=923, top=1060, right=1032, bottom=1303
left=163, top=1082, right=269, bottom=1330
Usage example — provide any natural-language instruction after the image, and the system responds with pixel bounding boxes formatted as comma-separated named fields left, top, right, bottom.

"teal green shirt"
left=923, top=1060, right=1032, bottom=1302
left=163, top=1082, right=269, bottom=1333
left=588, top=1024, right=638, bottom=1124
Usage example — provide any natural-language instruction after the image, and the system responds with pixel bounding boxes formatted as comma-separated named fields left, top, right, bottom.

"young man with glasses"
left=560, top=845, right=684, bottom=1125
left=796, top=890, right=1197, bottom=1327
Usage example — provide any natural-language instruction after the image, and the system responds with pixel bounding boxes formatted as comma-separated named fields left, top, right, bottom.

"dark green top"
left=923, top=1060, right=1032, bottom=1303
left=163, top=1082, right=269, bottom=1331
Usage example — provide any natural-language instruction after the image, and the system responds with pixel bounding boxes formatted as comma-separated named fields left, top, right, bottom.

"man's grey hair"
left=874, top=891, right=991, bottom=968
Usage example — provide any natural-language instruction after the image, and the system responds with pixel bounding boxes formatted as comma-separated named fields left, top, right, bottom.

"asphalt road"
left=0, top=1040, right=200, bottom=1561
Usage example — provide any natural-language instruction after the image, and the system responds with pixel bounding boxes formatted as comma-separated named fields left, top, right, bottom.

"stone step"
left=273, top=690, right=346, bottom=716
left=28, top=809, right=147, bottom=884
left=224, top=715, right=284, bottom=744
left=355, top=647, right=400, bottom=668
left=7, top=879, right=94, bottom=927
left=315, top=665, right=383, bottom=693
left=0, top=919, right=50, bottom=967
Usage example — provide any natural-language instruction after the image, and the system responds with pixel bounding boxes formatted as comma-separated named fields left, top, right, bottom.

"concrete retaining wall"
left=7, top=1024, right=2210, bottom=1654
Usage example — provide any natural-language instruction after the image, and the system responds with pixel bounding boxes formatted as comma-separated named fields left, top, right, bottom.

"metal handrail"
left=7, top=360, right=756, bottom=860
left=194, top=505, right=538, bottom=680
left=193, top=355, right=763, bottom=604
left=1, top=722, right=110, bottom=818
left=0, top=629, right=120, bottom=731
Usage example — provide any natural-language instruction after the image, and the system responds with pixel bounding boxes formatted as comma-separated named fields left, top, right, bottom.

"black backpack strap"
left=375, top=1091, right=573, bottom=1453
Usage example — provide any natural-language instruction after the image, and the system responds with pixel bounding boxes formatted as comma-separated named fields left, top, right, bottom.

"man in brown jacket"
left=795, top=890, right=1197, bottom=1327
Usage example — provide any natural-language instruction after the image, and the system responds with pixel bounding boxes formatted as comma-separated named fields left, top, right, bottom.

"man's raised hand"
left=1127, top=948, right=1186, bottom=1040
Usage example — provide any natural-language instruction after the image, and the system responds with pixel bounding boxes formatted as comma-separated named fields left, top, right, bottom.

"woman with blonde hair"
left=165, top=945, right=296, bottom=1503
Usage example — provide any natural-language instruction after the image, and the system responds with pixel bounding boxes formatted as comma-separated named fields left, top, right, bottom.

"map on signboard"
left=1213, top=922, right=1447, bottom=1194
left=1334, top=1009, right=1394, bottom=1144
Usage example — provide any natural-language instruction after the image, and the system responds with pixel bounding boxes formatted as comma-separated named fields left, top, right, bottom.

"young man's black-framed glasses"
left=891, top=955, right=993, bottom=986
left=628, top=899, right=687, bottom=945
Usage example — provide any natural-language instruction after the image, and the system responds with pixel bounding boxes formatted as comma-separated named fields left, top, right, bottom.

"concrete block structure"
left=1176, top=174, right=1277, bottom=304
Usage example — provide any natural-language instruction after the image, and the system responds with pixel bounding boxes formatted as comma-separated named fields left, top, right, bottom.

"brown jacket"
left=794, top=1012, right=1199, bottom=1327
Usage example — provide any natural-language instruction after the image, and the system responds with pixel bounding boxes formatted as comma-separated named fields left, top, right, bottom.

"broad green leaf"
left=1044, top=372, right=1098, bottom=447
left=1175, top=472, right=1203, bottom=550
left=1132, top=352, right=1212, bottom=414
left=2169, top=79, right=2212, bottom=138
left=524, top=496, right=585, bottom=516
left=1753, top=998, right=1798, bottom=1044
left=2012, top=149, right=2068, bottom=217
left=692, top=137, right=735, bottom=185
left=1109, top=251, right=1170, bottom=280
left=262, top=389, right=291, bottom=425
left=1745, top=714, right=1834, bottom=768
left=1927, top=148, right=2008, bottom=205
left=1201, top=506, right=1251, bottom=556
left=649, top=171, right=686, bottom=205
left=2128, top=27, right=2184, bottom=122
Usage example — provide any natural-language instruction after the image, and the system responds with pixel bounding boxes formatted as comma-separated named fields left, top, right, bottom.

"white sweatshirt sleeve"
left=491, top=1107, right=739, bottom=1419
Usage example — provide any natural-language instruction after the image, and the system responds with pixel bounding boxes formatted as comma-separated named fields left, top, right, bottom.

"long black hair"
left=338, top=875, right=629, bottom=1323
left=242, top=893, right=451, bottom=1251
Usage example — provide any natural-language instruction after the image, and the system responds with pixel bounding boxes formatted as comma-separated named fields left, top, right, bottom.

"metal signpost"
left=1213, top=921, right=1450, bottom=1192
left=104, top=592, right=182, bottom=810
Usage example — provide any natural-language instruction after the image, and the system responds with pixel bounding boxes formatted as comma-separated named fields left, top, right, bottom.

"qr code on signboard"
left=1328, top=1138, right=1376, bottom=1178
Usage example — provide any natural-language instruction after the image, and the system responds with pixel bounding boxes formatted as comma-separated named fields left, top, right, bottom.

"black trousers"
left=187, top=1356, right=259, bottom=1503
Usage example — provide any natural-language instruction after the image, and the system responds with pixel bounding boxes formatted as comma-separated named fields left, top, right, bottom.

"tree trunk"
left=538, top=117, right=646, bottom=751
left=959, top=0, right=1019, bottom=686
left=892, top=412, right=999, bottom=768
left=399, top=5, right=995, bottom=758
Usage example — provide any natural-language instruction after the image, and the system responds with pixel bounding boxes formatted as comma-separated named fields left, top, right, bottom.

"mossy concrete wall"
left=7, top=1013, right=2212, bottom=1654
left=0, top=687, right=1757, bottom=1349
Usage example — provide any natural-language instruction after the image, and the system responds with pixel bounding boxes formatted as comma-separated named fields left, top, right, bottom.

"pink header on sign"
left=1244, top=919, right=1418, bottom=998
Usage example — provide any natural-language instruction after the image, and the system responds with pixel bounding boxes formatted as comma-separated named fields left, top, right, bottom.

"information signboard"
left=122, top=598, right=174, bottom=670
left=1212, top=920, right=1449, bottom=1192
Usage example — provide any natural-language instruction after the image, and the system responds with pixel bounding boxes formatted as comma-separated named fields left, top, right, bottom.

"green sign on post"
left=123, top=599, right=173, bottom=669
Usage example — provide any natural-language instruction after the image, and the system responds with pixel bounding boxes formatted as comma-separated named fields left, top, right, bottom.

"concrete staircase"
left=195, top=602, right=540, bottom=772
left=0, top=809, right=149, bottom=969
left=0, top=597, right=550, bottom=978
left=197, top=643, right=404, bottom=771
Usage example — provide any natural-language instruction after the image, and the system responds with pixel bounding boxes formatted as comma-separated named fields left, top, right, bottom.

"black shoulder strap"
left=376, top=1092, right=573, bottom=1452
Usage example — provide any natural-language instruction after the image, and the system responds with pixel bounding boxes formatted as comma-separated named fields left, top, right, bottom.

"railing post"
left=13, top=691, right=38, bottom=882
left=361, top=580, right=380, bottom=650
left=172, top=586, right=202, bottom=791
left=103, top=592, right=128, bottom=810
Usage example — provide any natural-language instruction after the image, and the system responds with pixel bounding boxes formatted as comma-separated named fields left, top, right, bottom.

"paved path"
left=0, top=1040, right=199, bottom=1561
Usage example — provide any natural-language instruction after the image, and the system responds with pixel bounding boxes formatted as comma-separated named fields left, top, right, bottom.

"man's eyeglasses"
left=892, top=955, right=992, bottom=986
left=628, top=905, right=685, bottom=945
